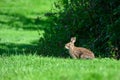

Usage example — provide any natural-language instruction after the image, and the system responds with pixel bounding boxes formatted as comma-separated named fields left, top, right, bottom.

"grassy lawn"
left=0, top=0, right=120, bottom=80
left=0, top=55, right=120, bottom=80
left=0, top=0, right=56, bottom=54
left=0, top=0, right=56, bottom=41
left=0, top=29, right=44, bottom=44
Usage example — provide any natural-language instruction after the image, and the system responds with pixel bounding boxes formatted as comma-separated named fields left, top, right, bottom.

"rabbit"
left=65, top=37, right=95, bottom=59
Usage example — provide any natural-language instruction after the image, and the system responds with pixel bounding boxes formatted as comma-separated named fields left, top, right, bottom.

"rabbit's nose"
left=65, top=45, right=69, bottom=49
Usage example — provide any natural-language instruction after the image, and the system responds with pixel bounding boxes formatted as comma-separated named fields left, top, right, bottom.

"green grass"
left=0, top=0, right=56, bottom=54
left=0, top=0, right=120, bottom=80
left=0, top=55, right=120, bottom=80
left=0, top=29, right=44, bottom=44
left=0, top=0, right=55, bottom=15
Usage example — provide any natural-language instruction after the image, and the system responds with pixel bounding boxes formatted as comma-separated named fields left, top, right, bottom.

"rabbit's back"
left=70, top=47, right=95, bottom=59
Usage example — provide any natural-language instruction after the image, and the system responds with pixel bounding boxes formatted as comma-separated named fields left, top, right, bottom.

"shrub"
left=37, top=0, right=120, bottom=59
left=52, top=0, right=120, bottom=59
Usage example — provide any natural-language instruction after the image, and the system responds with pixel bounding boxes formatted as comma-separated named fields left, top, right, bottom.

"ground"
left=0, top=0, right=120, bottom=80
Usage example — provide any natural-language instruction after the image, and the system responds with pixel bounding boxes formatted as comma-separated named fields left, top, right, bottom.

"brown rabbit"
left=65, top=37, right=95, bottom=59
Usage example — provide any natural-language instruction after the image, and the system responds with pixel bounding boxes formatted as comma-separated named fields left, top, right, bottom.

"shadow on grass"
left=0, top=11, right=70, bottom=58
left=0, top=43, right=38, bottom=56
left=0, top=11, right=50, bottom=30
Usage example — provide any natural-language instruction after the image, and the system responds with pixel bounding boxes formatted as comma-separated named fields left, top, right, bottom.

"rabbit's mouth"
left=65, top=45, right=69, bottom=49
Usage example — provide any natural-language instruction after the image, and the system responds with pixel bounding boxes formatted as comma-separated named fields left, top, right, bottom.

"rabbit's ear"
left=71, top=37, right=76, bottom=43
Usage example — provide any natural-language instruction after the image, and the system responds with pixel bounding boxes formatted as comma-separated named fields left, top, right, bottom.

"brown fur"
left=65, top=37, right=95, bottom=59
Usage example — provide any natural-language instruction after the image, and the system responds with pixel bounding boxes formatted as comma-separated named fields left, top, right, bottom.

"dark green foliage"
left=59, top=0, right=120, bottom=57
left=38, top=18, right=70, bottom=58
left=52, top=0, right=120, bottom=59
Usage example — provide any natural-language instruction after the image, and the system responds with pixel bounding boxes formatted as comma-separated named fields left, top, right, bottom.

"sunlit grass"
left=0, top=0, right=55, bottom=15
left=0, top=0, right=55, bottom=55
left=0, top=29, right=44, bottom=44
left=0, top=0, right=55, bottom=44
left=0, top=0, right=119, bottom=80
left=0, top=55, right=120, bottom=80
